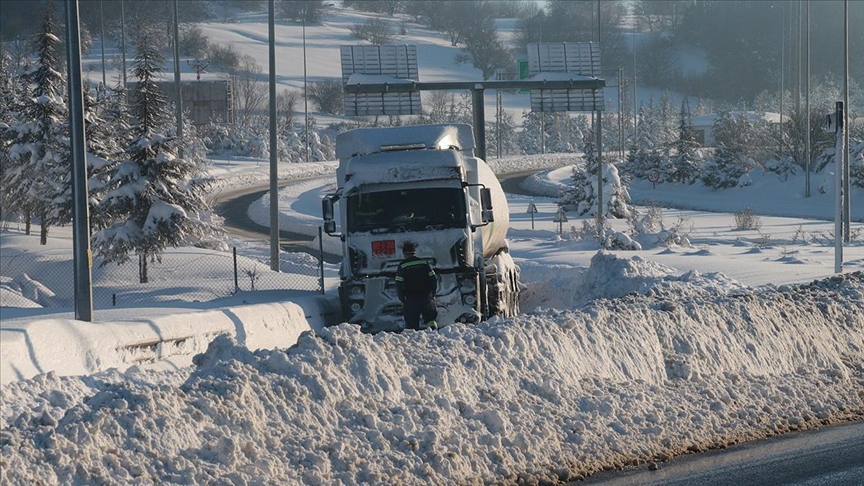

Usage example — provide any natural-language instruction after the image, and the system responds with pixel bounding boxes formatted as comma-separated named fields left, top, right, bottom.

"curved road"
left=215, top=172, right=539, bottom=263
left=215, top=182, right=342, bottom=264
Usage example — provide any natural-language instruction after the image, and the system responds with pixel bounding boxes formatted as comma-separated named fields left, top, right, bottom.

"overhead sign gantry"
left=340, top=43, right=606, bottom=165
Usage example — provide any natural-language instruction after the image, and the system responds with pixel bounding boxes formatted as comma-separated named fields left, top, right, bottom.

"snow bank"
left=2, top=265, right=862, bottom=485
left=0, top=295, right=338, bottom=386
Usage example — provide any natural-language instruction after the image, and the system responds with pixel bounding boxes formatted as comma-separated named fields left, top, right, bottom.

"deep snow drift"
left=2, top=253, right=862, bottom=485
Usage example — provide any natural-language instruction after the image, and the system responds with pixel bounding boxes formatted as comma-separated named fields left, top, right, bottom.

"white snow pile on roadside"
left=519, top=251, right=749, bottom=310
left=2, top=267, right=862, bottom=485
left=487, top=153, right=582, bottom=175
left=208, top=160, right=338, bottom=194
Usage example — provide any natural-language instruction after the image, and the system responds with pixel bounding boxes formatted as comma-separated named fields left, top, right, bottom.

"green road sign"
left=518, top=59, right=529, bottom=94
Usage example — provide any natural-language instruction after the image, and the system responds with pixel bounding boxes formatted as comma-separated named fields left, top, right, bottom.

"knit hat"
left=402, top=242, right=416, bottom=253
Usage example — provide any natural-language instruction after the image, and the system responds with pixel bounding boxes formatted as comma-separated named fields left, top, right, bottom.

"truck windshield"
left=347, top=188, right=467, bottom=233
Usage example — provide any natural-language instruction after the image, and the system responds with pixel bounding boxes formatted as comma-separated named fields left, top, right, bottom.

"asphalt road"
left=214, top=182, right=342, bottom=264
left=216, top=172, right=539, bottom=264
left=578, top=416, right=864, bottom=485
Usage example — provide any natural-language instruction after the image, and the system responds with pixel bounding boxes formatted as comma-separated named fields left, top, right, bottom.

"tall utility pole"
left=172, top=0, right=183, bottom=143
left=632, top=30, right=637, bottom=142
left=773, top=1, right=784, bottom=156
left=804, top=0, right=811, bottom=197
left=100, top=0, right=106, bottom=86
left=843, top=0, right=850, bottom=242
left=796, top=0, right=801, bottom=179
left=121, top=0, right=127, bottom=87
left=268, top=0, right=279, bottom=271
left=303, top=19, right=310, bottom=163
left=65, top=0, right=94, bottom=322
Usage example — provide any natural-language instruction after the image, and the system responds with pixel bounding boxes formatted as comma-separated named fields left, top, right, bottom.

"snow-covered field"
left=2, top=152, right=863, bottom=484
left=2, top=3, right=863, bottom=483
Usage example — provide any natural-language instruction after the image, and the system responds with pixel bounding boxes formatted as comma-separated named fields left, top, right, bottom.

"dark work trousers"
left=402, top=294, right=438, bottom=330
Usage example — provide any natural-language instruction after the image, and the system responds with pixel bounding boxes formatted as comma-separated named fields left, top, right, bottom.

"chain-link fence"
left=1, top=232, right=324, bottom=311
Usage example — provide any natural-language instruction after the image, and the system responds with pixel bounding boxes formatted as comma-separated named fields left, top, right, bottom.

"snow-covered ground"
left=2, top=152, right=863, bottom=484
left=2, top=3, right=862, bottom=483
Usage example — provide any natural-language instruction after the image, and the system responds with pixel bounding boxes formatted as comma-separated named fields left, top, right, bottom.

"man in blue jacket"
left=395, top=242, right=438, bottom=331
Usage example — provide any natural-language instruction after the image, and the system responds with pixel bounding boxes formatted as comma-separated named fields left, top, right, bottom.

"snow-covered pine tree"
left=91, top=30, right=220, bottom=283
left=87, top=82, right=131, bottom=226
left=557, top=131, right=632, bottom=219
left=485, top=111, right=520, bottom=158
left=0, top=47, right=24, bottom=225
left=701, top=110, right=756, bottom=189
left=1, top=3, right=69, bottom=244
left=666, top=98, right=702, bottom=184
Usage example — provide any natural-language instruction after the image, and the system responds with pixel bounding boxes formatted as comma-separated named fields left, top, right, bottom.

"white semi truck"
left=322, top=124, right=520, bottom=332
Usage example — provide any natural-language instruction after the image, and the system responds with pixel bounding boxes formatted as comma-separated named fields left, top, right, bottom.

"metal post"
left=121, top=0, right=127, bottom=88
left=172, top=0, right=183, bottom=142
left=596, top=110, right=603, bottom=228
left=233, top=247, right=239, bottom=291
left=472, top=87, right=487, bottom=161
left=632, top=30, right=638, bottom=142
left=65, top=0, right=93, bottom=322
left=319, top=226, right=325, bottom=294
left=269, top=0, right=280, bottom=271
left=100, top=0, right=106, bottom=87
left=496, top=72, right=501, bottom=159
left=834, top=102, right=844, bottom=274
left=804, top=0, right=811, bottom=197
left=303, top=19, right=309, bottom=163
left=618, top=67, right=623, bottom=159
left=843, top=0, right=850, bottom=242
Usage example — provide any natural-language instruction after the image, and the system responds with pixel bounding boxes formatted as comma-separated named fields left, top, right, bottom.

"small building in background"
left=690, top=111, right=781, bottom=147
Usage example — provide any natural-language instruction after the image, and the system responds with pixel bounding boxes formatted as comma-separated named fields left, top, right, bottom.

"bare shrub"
left=307, top=79, right=344, bottom=115
left=734, top=207, right=762, bottom=231
left=277, top=88, right=299, bottom=127
left=207, top=43, right=241, bottom=72
left=350, top=18, right=394, bottom=45
left=179, top=24, right=209, bottom=57
left=628, top=202, right=664, bottom=235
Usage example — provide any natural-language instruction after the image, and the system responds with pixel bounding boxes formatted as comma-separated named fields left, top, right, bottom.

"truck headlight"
left=462, top=294, right=476, bottom=306
left=350, top=302, right=362, bottom=312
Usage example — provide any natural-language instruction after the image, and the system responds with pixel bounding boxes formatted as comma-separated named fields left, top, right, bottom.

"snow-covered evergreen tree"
left=665, top=98, right=702, bottom=184
left=558, top=131, right=631, bottom=219
left=517, top=111, right=586, bottom=155
left=1, top=3, right=69, bottom=244
left=485, top=111, right=520, bottom=158
left=0, top=47, right=24, bottom=224
left=701, top=110, right=757, bottom=189
left=91, top=30, right=220, bottom=283
left=87, top=83, right=131, bottom=223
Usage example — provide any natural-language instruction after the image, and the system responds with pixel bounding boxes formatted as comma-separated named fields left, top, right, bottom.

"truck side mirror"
left=322, top=198, right=335, bottom=234
left=480, top=187, right=494, bottom=223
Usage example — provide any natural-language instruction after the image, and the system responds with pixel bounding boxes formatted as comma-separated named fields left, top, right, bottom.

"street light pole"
left=268, top=0, right=279, bottom=271
left=804, top=0, right=811, bottom=198
left=172, top=0, right=183, bottom=143
left=100, top=0, right=106, bottom=87
left=843, top=0, right=850, bottom=242
left=121, top=0, right=127, bottom=88
left=303, top=18, right=310, bottom=163
left=65, top=0, right=94, bottom=321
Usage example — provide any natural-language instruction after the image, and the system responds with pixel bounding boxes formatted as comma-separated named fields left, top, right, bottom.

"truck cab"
left=322, top=124, right=518, bottom=333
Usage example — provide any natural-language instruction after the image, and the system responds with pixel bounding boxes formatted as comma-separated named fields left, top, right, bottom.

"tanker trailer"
left=321, top=124, right=520, bottom=333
